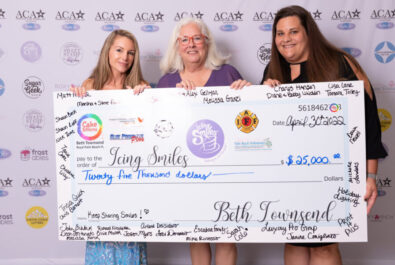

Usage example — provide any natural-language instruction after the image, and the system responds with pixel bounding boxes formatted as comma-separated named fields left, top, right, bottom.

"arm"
left=70, top=79, right=93, bottom=97
left=365, top=159, right=378, bottom=214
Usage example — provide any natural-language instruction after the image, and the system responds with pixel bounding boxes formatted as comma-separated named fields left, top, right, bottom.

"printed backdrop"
left=0, top=0, right=393, bottom=264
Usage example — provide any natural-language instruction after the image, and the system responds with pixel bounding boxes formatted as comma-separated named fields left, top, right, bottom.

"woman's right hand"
left=176, top=80, right=196, bottom=90
left=263, top=79, right=281, bottom=87
left=70, top=84, right=87, bottom=97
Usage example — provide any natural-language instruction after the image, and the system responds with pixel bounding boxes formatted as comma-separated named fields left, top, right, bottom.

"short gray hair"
left=160, top=17, right=229, bottom=74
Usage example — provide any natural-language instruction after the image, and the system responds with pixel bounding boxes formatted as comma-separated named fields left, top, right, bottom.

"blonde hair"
left=160, top=17, right=228, bottom=74
left=90, top=29, right=147, bottom=90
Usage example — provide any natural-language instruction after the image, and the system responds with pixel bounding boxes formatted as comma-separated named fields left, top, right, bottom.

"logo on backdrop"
left=0, top=8, right=6, bottom=20
left=311, top=9, right=323, bottom=20
left=141, top=49, right=163, bottom=63
left=0, top=78, right=5, bottom=96
left=60, top=42, right=83, bottom=65
left=341, top=47, right=362, bottom=58
left=95, top=10, right=124, bottom=31
left=0, top=148, right=11, bottom=159
left=135, top=11, right=164, bottom=32
left=370, top=9, right=395, bottom=29
left=0, top=177, right=13, bottom=198
left=55, top=10, right=85, bottom=31
left=20, top=41, right=41, bottom=63
left=332, top=9, right=360, bottom=30
left=16, top=9, right=46, bottom=30
left=378, top=108, right=392, bottom=132
left=374, top=41, right=395, bottom=64
left=252, top=11, right=275, bottom=31
left=257, top=43, right=271, bottom=65
left=22, top=177, right=50, bottom=197
left=187, top=119, right=224, bottom=159
left=77, top=114, right=103, bottom=141
left=174, top=11, right=204, bottom=21
left=20, top=148, right=49, bottom=161
left=0, top=214, right=13, bottom=225
left=376, top=175, right=392, bottom=197
left=214, top=11, right=243, bottom=32
left=368, top=214, right=394, bottom=223
left=22, top=76, right=44, bottom=99
left=23, top=110, right=44, bottom=132
left=25, top=206, right=49, bottom=229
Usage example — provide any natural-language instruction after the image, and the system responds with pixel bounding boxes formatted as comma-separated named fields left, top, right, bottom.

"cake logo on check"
left=187, top=119, right=224, bottom=159
left=235, top=110, right=259, bottom=133
left=77, top=114, right=103, bottom=141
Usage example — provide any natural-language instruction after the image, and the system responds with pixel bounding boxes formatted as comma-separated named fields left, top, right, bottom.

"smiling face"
left=177, top=22, right=208, bottom=68
left=275, top=16, right=309, bottom=64
left=108, top=36, right=135, bottom=75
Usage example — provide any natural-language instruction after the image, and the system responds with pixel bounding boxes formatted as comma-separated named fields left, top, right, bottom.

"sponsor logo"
left=329, top=103, right=341, bottom=112
left=214, top=11, right=243, bottom=22
left=235, top=110, right=259, bottom=133
left=0, top=214, right=13, bottom=225
left=257, top=43, right=271, bottom=64
left=332, top=9, right=361, bottom=20
left=174, top=11, right=204, bottom=21
left=20, top=41, right=41, bottom=62
left=0, top=149, right=11, bottom=159
left=95, top=11, right=125, bottom=22
left=22, top=76, right=44, bottom=99
left=259, top=24, right=272, bottom=31
left=341, top=47, right=361, bottom=57
left=0, top=178, right=13, bottom=187
left=371, top=9, right=395, bottom=29
left=108, top=117, right=144, bottom=127
left=368, top=214, right=394, bottom=223
left=25, top=206, right=49, bottom=229
left=101, top=24, right=120, bottom=31
left=253, top=11, right=275, bottom=22
left=311, top=9, right=322, bottom=20
left=220, top=24, right=238, bottom=32
left=110, top=133, right=144, bottom=142
left=60, top=42, right=83, bottom=65
left=378, top=108, right=392, bottom=131
left=135, top=12, right=164, bottom=22
left=16, top=9, right=46, bottom=20
left=0, top=78, right=5, bottom=96
left=141, top=25, right=159, bottom=32
left=187, top=119, right=224, bottom=159
left=0, top=9, right=6, bottom=19
left=376, top=21, right=394, bottom=29
left=234, top=138, right=272, bottom=151
left=77, top=114, right=103, bottom=141
left=20, top=148, right=49, bottom=161
left=22, top=23, right=40, bottom=30
left=154, top=120, right=174, bottom=138
left=374, top=41, right=395, bottom=64
left=337, top=22, right=356, bottom=30
left=141, top=49, right=162, bottom=63
left=23, top=110, right=45, bottom=132
left=22, top=178, right=51, bottom=188
left=29, top=190, right=46, bottom=197
left=376, top=176, right=392, bottom=197
left=62, top=24, right=80, bottom=31
left=0, top=190, right=8, bottom=197
left=55, top=10, right=85, bottom=21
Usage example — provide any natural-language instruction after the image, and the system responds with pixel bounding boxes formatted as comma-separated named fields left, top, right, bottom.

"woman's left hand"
left=365, top=177, right=378, bottom=214
left=230, top=79, right=251, bottom=90
left=127, top=84, right=151, bottom=95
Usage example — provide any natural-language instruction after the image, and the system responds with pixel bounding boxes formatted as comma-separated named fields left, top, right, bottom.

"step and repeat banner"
left=0, top=0, right=394, bottom=264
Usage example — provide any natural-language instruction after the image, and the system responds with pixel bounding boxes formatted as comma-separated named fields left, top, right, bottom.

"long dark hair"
left=267, top=5, right=366, bottom=84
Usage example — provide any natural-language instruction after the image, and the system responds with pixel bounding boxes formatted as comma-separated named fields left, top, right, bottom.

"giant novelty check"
left=54, top=81, right=367, bottom=242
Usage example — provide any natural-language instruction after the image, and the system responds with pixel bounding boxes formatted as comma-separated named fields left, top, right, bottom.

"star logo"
left=0, top=9, right=5, bottom=18
left=194, top=11, right=204, bottom=19
left=383, top=177, right=392, bottom=187
left=312, top=9, right=322, bottom=19
left=4, top=178, right=13, bottom=186
left=352, top=9, right=361, bottom=19
left=156, top=11, right=164, bottom=21
left=42, top=178, right=51, bottom=186
left=76, top=10, right=85, bottom=20
left=116, top=11, right=124, bottom=20
left=392, top=9, right=395, bottom=17
left=234, top=11, right=243, bottom=20
left=37, top=9, right=45, bottom=19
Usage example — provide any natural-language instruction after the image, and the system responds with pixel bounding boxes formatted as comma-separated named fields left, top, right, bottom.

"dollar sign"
left=286, top=155, right=293, bottom=166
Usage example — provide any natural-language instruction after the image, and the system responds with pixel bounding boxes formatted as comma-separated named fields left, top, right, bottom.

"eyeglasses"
left=177, top=34, right=207, bottom=46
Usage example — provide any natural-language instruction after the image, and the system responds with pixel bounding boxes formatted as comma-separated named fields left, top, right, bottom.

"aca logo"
left=214, top=11, right=243, bottom=31
left=187, top=119, right=224, bottom=159
left=56, top=10, right=85, bottom=31
left=25, top=206, right=49, bottom=229
left=329, top=103, right=341, bottom=112
left=0, top=177, right=12, bottom=197
left=20, top=41, right=41, bottom=63
left=135, top=12, right=164, bottom=22
left=60, top=42, right=83, bottom=65
left=341, top=47, right=362, bottom=58
left=16, top=9, right=45, bottom=30
left=257, top=43, right=271, bottom=64
left=23, top=110, right=45, bottom=132
left=22, top=178, right=50, bottom=197
left=332, top=9, right=360, bottom=30
left=22, top=76, right=44, bottom=99
left=371, top=9, right=395, bottom=29
left=95, top=11, right=124, bottom=31
left=375, top=41, right=395, bottom=64
left=252, top=11, right=276, bottom=22
left=378, top=108, right=392, bottom=132
left=77, top=114, right=103, bottom=141
left=0, top=78, right=5, bottom=96
left=0, top=148, right=12, bottom=159
left=376, top=176, right=392, bottom=197
left=235, top=110, right=259, bottom=133
left=174, top=11, right=204, bottom=21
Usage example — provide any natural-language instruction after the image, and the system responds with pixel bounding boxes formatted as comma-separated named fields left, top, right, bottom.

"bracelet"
left=367, top=173, right=377, bottom=180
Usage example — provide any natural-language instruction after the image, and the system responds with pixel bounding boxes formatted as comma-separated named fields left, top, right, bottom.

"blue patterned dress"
left=85, top=241, right=147, bottom=265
